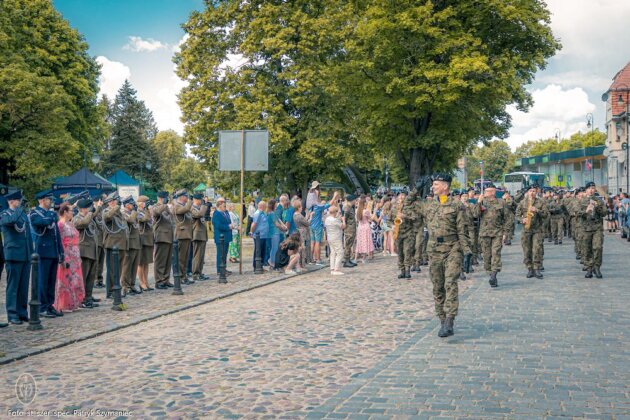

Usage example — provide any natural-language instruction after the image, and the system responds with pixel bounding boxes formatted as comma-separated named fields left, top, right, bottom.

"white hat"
left=310, top=181, right=320, bottom=189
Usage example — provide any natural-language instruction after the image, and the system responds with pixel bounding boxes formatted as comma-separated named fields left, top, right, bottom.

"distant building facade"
left=603, top=61, right=630, bottom=194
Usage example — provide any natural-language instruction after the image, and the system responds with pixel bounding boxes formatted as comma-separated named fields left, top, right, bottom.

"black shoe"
left=130, top=287, right=142, bottom=294
left=41, top=311, right=56, bottom=318
left=81, top=302, right=95, bottom=309
left=526, top=269, right=534, bottom=278
left=575, top=255, right=581, bottom=260
left=459, top=272, right=467, bottom=281
left=558, top=241, right=562, bottom=244
left=156, top=284, right=168, bottom=290
left=343, top=262, right=355, bottom=268
left=0, top=322, right=7, bottom=328
left=121, top=289, right=128, bottom=298
left=91, top=297, right=102, bottom=303
left=397, top=270, right=405, bottom=279
left=444, top=316, right=454, bottom=336
left=585, top=269, right=593, bottom=278
left=9, top=319, right=23, bottom=325
left=554, top=240, right=558, bottom=245
left=506, top=240, right=511, bottom=246
left=182, top=279, right=192, bottom=285
left=404, top=268, right=411, bottom=279
left=582, top=266, right=588, bottom=271
left=489, top=272, right=498, bottom=288
left=534, top=270, right=543, bottom=279
left=593, top=266, right=603, bottom=278
left=165, top=282, right=174, bottom=288
left=438, top=319, right=448, bottom=337
left=19, top=316, right=29, bottom=322
left=95, top=282, right=105, bottom=288
left=50, top=308, right=63, bottom=317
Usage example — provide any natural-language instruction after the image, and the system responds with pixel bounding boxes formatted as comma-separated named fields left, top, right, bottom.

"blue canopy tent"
left=108, top=170, right=141, bottom=199
left=51, top=167, right=114, bottom=198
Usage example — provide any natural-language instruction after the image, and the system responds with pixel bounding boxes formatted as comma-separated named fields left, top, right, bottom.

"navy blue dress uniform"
left=28, top=190, right=64, bottom=318
left=0, top=191, right=33, bottom=325
left=212, top=202, right=233, bottom=275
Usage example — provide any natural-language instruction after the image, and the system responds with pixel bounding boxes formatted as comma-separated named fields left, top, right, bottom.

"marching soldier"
left=29, top=190, right=64, bottom=318
left=502, top=190, right=516, bottom=245
left=136, top=196, right=154, bottom=291
left=568, top=188, right=585, bottom=262
left=191, top=193, right=210, bottom=281
left=419, top=174, right=471, bottom=338
left=473, top=183, right=511, bottom=287
left=342, top=195, right=358, bottom=268
left=543, top=189, right=553, bottom=242
left=577, top=182, right=606, bottom=278
left=73, top=198, right=101, bottom=308
left=549, top=192, right=565, bottom=244
left=102, top=191, right=128, bottom=298
left=466, top=188, right=480, bottom=265
left=121, top=196, right=141, bottom=296
left=396, top=191, right=419, bottom=279
left=515, top=184, right=549, bottom=279
left=411, top=197, right=426, bottom=273
left=0, top=190, right=32, bottom=324
left=173, top=189, right=194, bottom=284
left=153, top=191, right=174, bottom=289
left=562, top=190, right=572, bottom=238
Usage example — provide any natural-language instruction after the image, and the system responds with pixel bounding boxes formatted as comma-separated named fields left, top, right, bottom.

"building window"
left=594, top=160, right=601, bottom=169
left=573, top=162, right=581, bottom=171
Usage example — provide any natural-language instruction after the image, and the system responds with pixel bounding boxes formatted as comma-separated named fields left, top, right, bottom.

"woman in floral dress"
left=354, top=199, right=375, bottom=263
left=227, top=203, right=241, bottom=263
left=54, top=203, right=85, bottom=313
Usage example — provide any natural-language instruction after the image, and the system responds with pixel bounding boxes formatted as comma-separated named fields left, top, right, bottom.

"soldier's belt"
left=435, top=234, right=458, bottom=243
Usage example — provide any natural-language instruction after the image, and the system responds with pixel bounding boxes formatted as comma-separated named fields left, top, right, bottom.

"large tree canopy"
left=0, top=0, right=100, bottom=196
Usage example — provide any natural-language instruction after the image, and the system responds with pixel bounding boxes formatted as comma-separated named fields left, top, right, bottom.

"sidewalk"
left=307, top=232, right=630, bottom=419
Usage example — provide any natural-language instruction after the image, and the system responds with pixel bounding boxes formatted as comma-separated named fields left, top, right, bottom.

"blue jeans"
left=270, top=234, right=284, bottom=267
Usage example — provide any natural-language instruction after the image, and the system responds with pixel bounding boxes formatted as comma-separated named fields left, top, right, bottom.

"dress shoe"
left=91, top=297, right=102, bottom=302
left=166, top=282, right=174, bottom=288
left=444, top=316, right=454, bottom=336
left=9, top=319, right=23, bottom=325
left=343, top=262, right=355, bottom=268
left=558, top=241, right=562, bottom=244
left=585, top=269, right=593, bottom=278
left=81, top=302, right=95, bottom=309
left=50, top=308, right=63, bottom=317
left=582, top=266, right=588, bottom=271
left=156, top=283, right=168, bottom=290
left=593, top=266, right=603, bottom=278
left=437, top=318, right=448, bottom=337
left=95, top=282, right=105, bottom=288
left=41, top=311, right=56, bottom=318
left=131, top=287, right=142, bottom=294
left=526, top=269, right=534, bottom=278
left=489, top=271, right=498, bottom=288
left=19, top=316, right=29, bottom=322
left=534, top=270, right=543, bottom=279
left=0, top=322, right=7, bottom=328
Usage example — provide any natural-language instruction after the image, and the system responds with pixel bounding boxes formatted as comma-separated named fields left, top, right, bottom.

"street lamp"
left=554, top=128, right=562, bottom=143
left=140, top=160, right=152, bottom=194
left=616, top=85, right=630, bottom=193
left=586, top=113, right=595, bottom=183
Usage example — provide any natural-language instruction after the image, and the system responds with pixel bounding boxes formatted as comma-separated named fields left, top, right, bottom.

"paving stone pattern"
left=310, top=232, right=630, bottom=419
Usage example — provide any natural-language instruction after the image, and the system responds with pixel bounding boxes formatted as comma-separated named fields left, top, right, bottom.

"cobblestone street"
left=1, top=231, right=629, bottom=418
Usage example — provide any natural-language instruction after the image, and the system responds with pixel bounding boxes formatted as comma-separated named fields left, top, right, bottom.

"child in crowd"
left=275, top=233, right=301, bottom=274
left=324, top=206, right=345, bottom=276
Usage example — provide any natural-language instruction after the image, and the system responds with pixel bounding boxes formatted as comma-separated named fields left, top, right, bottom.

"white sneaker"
left=285, top=269, right=297, bottom=275
left=332, top=271, right=345, bottom=276
left=391, top=253, right=398, bottom=257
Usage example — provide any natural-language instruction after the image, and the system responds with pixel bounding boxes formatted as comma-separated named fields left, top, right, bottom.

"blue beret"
left=35, top=190, right=54, bottom=200
left=4, top=190, right=23, bottom=201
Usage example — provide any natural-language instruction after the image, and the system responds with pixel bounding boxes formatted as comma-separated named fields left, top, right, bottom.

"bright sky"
left=53, top=0, right=630, bottom=150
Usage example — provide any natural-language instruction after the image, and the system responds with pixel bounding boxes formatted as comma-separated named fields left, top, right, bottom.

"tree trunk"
left=407, top=147, right=436, bottom=188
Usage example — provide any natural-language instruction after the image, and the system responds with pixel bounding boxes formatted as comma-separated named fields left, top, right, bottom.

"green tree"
left=102, top=80, right=161, bottom=189
left=170, top=158, right=208, bottom=191
left=514, top=130, right=606, bottom=158
left=332, top=0, right=560, bottom=186
left=153, top=129, right=186, bottom=183
left=465, top=140, right=514, bottom=185
left=0, top=0, right=100, bottom=196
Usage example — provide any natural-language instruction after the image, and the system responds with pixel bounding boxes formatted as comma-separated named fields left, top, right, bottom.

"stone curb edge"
left=305, top=275, right=485, bottom=416
left=0, top=265, right=328, bottom=366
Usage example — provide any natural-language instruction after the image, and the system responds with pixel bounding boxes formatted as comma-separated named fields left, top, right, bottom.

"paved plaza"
left=0, top=231, right=629, bottom=418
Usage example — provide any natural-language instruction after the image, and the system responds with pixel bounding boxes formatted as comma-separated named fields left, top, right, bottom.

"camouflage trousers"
left=572, top=221, right=581, bottom=257
left=544, top=217, right=551, bottom=238
left=505, top=214, right=515, bottom=241
left=414, top=228, right=426, bottom=265
left=550, top=217, right=564, bottom=241
left=468, top=224, right=480, bottom=257
left=480, top=235, right=503, bottom=272
left=580, top=229, right=603, bottom=269
left=429, top=242, right=462, bottom=319
left=343, top=228, right=356, bottom=261
left=521, top=231, right=544, bottom=270
left=397, top=234, right=416, bottom=270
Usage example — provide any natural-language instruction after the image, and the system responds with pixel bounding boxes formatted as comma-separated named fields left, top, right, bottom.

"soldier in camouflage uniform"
left=562, top=191, right=572, bottom=238
left=543, top=189, right=553, bottom=242
left=577, top=181, right=606, bottom=278
left=502, top=191, right=516, bottom=245
left=419, top=174, right=471, bottom=338
left=457, top=191, right=472, bottom=280
left=396, top=192, right=419, bottom=279
left=548, top=192, right=565, bottom=244
left=568, top=189, right=584, bottom=262
left=411, top=204, right=425, bottom=272
left=465, top=189, right=480, bottom=265
left=515, top=184, right=549, bottom=279
left=472, top=183, right=511, bottom=287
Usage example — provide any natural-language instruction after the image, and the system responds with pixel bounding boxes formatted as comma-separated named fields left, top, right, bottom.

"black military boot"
left=526, top=269, right=535, bottom=278
left=438, top=318, right=448, bottom=337
left=489, top=271, right=498, bottom=288
left=411, top=264, right=419, bottom=272
left=582, top=266, right=588, bottom=271
left=444, top=316, right=455, bottom=336
left=554, top=239, right=558, bottom=245
left=506, top=239, right=511, bottom=246
left=593, top=266, right=602, bottom=278
left=585, top=269, right=593, bottom=278
left=534, top=269, right=543, bottom=279
left=558, top=240, right=562, bottom=244
left=404, top=268, right=411, bottom=279
left=540, top=266, right=544, bottom=271
left=575, top=255, right=581, bottom=260
left=398, top=269, right=405, bottom=279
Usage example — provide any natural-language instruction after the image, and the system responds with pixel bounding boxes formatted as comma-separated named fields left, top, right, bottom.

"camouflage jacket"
left=515, top=196, right=549, bottom=234
left=398, top=196, right=420, bottom=238
left=472, top=197, right=511, bottom=238
left=419, top=196, right=471, bottom=254
left=548, top=198, right=565, bottom=218
left=576, top=195, right=606, bottom=232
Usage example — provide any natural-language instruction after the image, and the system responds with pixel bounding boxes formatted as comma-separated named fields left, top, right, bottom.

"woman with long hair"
left=381, top=198, right=395, bottom=255
left=54, top=203, right=85, bottom=313
left=227, top=203, right=241, bottom=263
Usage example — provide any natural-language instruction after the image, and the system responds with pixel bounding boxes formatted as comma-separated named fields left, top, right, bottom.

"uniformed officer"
left=94, top=193, right=107, bottom=288
left=502, top=191, right=516, bottom=245
left=549, top=192, right=565, bottom=244
left=102, top=191, right=128, bottom=297
left=153, top=191, right=174, bottom=289
left=73, top=198, right=101, bottom=308
left=396, top=191, right=419, bottom=279
left=473, top=183, right=511, bottom=287
left=29, top=190, right=64, bottom=317
left=173, top=189, right=194, bottom=283
left=411, top=195, right=426, bottom=272
left=419, top=174, right=471, bottom=338
left=515, top=184, right=549, bottom=279
left=121, top=196, right=141, bottom=296
left=465, top=188, right=480, bottom=265
left=342, top=195, right=358, bottom=268
left=568, top=188, right=584, bottom=262
left=191, top=193, right=210, bottom=281
left=136, top=196, right=154, bottom=291
left=577, top=181, right=606, bottom=278
left=0, top=190, right=32, bottom=324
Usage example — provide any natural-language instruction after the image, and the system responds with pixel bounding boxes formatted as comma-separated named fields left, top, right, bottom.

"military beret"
left=346, top=194, right=357, bottom=201
left=137, top=195, right=149, bottom=203
left=192, top=193, right=203, bottom=200
left=35, top=189, right=54, bottom=200
left=467, top=187, right=475, bottom=192
left=528, top=183, right=540, bottom=191
left=585, top=181, right=596, bottom=188
left=77, top=199, right=93, bottom=209
left=4, top=190, right=23, bottom=201
left=103, top=191, right=119, bottom=204
left=432, top=173, right=452, bottom=183
left=157, top=191, right=169, bottom=199
left=121, top=195, right=135, bottom=205
left=173, top=189, right=187, bottom=198
left=485, top=183, right=497, bottom=189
